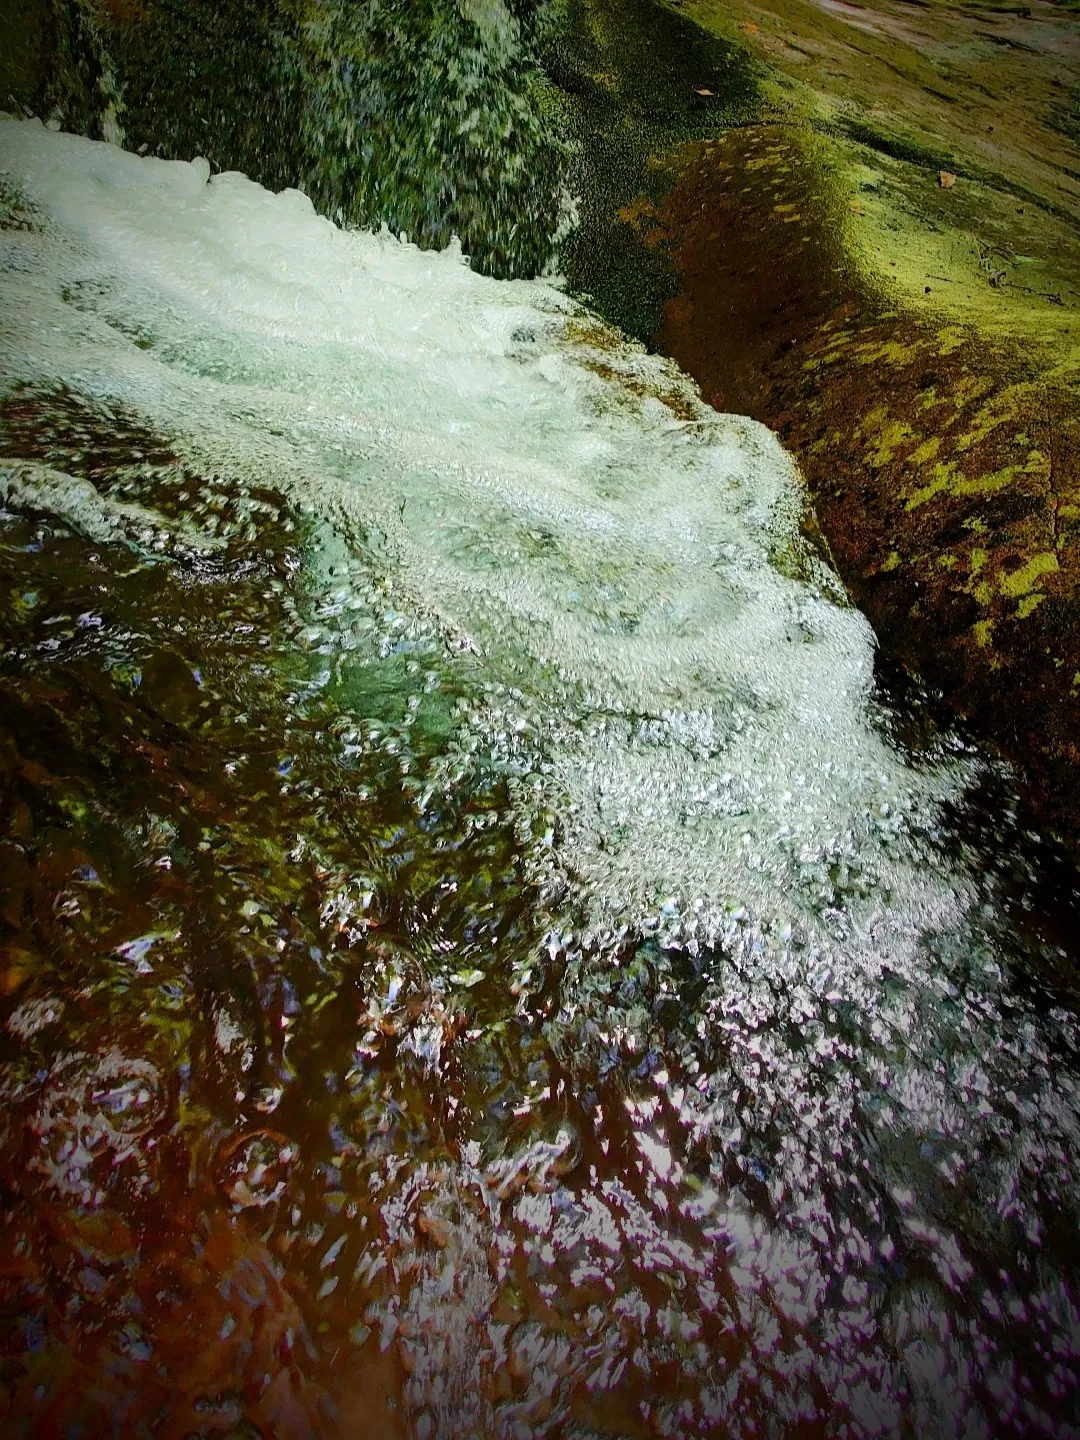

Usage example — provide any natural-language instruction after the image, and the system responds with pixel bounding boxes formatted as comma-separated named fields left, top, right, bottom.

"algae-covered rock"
left=532, top=0, right=1080, bottom=842
left=1, top=0, right=124, bottom=143
left=296, top=0, right=568, bottom=276
left=649, top=118, right=1080, bottom=839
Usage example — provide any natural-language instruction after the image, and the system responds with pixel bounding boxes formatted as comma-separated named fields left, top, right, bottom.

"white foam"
left=0, top=114, right=972, bottom=965
left=0, top=457, right=220, bottom=552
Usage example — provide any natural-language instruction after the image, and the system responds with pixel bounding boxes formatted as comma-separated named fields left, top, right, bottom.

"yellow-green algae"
left=646, top=99, right=1080, bottom=837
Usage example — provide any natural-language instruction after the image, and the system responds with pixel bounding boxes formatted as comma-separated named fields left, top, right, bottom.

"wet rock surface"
left=646, top=125, right=1080, bottom=840
left=550, top=0, right=1080, bottom=849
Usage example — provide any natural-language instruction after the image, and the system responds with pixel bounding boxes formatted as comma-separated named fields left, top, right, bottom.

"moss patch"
left=649, top=120, right=1080, bottom=842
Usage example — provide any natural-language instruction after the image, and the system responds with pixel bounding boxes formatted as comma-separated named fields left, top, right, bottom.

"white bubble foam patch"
left=0, top=114, right=969, bottom=965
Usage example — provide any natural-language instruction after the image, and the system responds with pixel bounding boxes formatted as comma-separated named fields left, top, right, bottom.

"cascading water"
left=0, top=82, right=1078, bottom=1440
left=19, top=0, right=569, bottom=280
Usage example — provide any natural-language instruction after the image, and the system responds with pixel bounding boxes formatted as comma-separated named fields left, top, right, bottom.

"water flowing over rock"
left=1, top=114, right=1079, bottom=1437
left=2, top=0, right=568, bottom=278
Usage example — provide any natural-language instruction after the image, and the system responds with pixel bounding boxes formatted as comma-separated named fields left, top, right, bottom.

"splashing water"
left=35, top=0, right=567, bottom=280
left=0, top=117, right=1078, bottom=1439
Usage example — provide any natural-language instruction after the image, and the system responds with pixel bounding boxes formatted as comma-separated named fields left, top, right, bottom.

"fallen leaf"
left=694, top=86, right=713, bottom=96
left=417, top=1212, right=451, bottom=1249
left=939, top=171, right=956, bottom=189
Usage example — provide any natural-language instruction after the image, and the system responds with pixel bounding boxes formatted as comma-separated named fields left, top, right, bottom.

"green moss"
left=909, top=436, right=941, bottom=466
left=906, top=462, right=957, bottom=511
left=1016, top=593, right=1047, bottom=619
left=999, top=552, right=1059, bottom=598
left=880, top=421, right=915, bottom=466
left=972, top=617, right=995, bottom=648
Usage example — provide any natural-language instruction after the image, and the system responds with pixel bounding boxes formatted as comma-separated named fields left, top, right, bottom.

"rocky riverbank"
left=547, top=0, right=1080, bottom=847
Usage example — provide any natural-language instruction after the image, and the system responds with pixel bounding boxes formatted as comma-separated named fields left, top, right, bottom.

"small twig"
left=1012, top=284, right=1066, bottom=306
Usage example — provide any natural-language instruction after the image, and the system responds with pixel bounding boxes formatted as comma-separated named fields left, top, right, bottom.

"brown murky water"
left=0, top=384, right=546, bottom=1436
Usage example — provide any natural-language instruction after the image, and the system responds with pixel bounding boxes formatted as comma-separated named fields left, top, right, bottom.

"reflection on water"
left=0, top=118, right=1079, bottom=1438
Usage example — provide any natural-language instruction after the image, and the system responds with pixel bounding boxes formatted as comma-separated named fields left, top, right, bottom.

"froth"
left=0, top=114, right=973, bottom=960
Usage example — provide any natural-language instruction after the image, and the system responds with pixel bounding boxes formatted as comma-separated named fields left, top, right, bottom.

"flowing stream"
left=0, top=114, right=1079, bottom=1439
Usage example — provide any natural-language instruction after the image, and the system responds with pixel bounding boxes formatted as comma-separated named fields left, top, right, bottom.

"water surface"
left=0, top=118, right=1078, bottom=1438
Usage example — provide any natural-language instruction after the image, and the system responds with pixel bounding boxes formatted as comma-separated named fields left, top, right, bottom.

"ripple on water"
left=0, top=116, right=1077, bottom=1438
